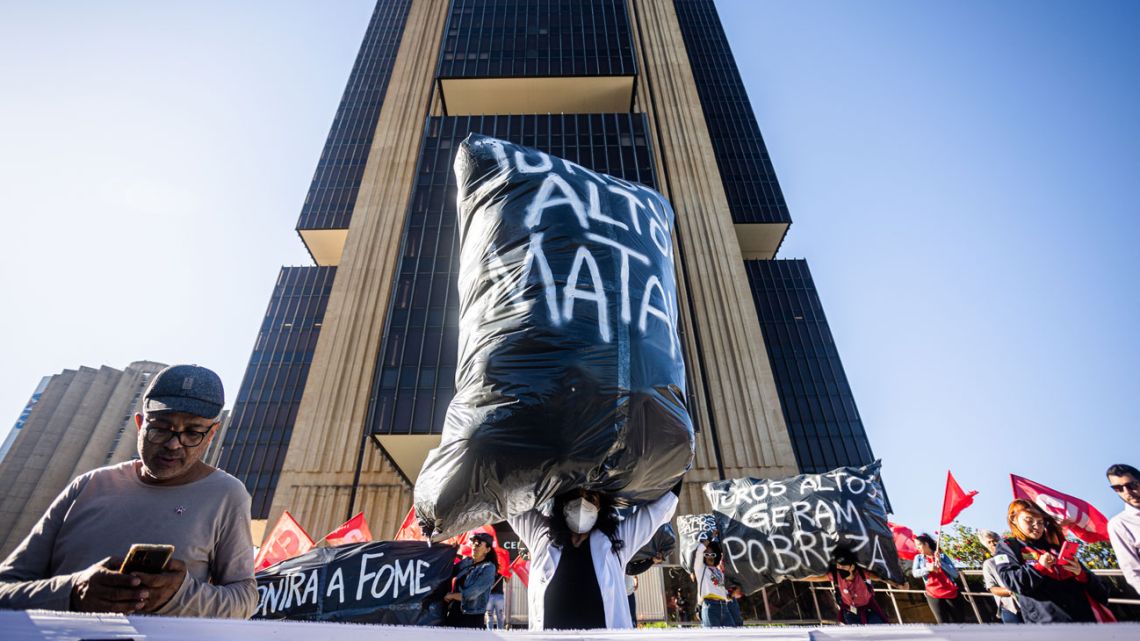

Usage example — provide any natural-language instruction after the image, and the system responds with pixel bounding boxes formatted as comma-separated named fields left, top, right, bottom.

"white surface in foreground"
left=2, top=610, right=1139, bottom=641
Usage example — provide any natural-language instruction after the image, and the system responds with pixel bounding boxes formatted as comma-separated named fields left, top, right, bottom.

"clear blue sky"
left=1, top=1, right=1137, bottom=537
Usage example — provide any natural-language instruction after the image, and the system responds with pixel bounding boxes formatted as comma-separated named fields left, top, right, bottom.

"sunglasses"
left=1111, top=481, right=1139, bottom=493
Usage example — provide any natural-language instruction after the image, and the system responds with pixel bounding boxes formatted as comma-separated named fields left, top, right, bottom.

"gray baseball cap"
left=143, top=364, right=225, bottom=420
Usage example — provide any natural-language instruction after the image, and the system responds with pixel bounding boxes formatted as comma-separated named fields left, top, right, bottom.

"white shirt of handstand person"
left=696, top=542, right=728, bottom=602
left=507, top=487, right=678, bottom=630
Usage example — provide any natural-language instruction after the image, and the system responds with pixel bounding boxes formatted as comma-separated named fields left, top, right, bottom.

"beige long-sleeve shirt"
left=0, top=461, right=256, bottom=618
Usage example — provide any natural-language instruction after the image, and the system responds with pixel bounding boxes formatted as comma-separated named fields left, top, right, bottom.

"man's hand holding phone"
left=70, top=557, right=148, bottom=613
left=130, top=558, right=188, bottom=613
left=69, top=544, right=186, bottom=614
left=116, top=543, right=186, bottom=613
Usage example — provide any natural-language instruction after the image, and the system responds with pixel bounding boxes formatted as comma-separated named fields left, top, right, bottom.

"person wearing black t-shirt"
left=509, top=486, right=679, bottom=630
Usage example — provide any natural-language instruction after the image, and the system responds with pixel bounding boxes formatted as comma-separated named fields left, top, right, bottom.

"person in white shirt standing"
left=694, top=540, right=729, bottom=627
left=1106, top=463, right=1140, bottom=597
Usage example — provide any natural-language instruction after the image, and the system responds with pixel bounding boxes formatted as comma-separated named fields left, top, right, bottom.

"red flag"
left=394, top=507, right=428, bottom=542
left=940, top=471, right=978, bottom=525
left=454, top=525, right=514, bottom=577
left=495, top=548, right=512, bottom=579
left=456, top=525, right=497, bottom=557
left=324, top=512, right=374, bottom=547
left=1011, top=474, right=1110, bottom=543
left=888, top=521, right=920, bottom=560
left=254, top=511, right=315, bottom=571
left=509, top=555, right=530, bottom=587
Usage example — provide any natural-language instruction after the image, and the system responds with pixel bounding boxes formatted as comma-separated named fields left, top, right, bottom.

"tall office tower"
left=218, top=266, right=337, bottom=518
left=0, top=360, right=167, bottom=556
left=0, top=376, right=50, bottom=464
left=217, top=0, right=876, bottom=540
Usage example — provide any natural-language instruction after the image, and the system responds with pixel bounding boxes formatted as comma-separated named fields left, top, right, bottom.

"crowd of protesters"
left=895, top=463, right=1140, bottom=626
left=0, top=363, right=1137, bottom=629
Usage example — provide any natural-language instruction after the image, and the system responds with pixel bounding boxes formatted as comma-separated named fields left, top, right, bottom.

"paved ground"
left=3, top=610, right=1139, bottom=641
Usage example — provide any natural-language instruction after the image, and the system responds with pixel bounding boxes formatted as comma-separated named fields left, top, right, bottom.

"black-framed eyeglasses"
left=1111, top=481, right=1140, bottom=493
left=145, top=424, right=215, bottom=447
left=703, top=552, right=718, bottom=558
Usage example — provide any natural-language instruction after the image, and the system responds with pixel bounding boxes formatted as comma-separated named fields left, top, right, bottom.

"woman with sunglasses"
left=443, top=532, right=498, bottom=628
left=509, top=484, right=679, bottom=630
left=994, top=499, right=1110, bottom=623
left=695, top=540, right=730, bottom=627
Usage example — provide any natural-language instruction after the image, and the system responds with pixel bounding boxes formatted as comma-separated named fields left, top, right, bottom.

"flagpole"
left=934, top=470, right=948, bottom=560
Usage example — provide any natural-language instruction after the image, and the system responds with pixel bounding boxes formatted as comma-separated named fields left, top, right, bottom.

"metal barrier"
left=802, top=568, right=1140, bottom=624
left=504, top=566, right=1140, bottom=627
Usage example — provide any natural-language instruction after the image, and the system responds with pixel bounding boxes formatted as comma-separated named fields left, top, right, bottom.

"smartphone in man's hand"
left=119, top=544, right=174, bottom=574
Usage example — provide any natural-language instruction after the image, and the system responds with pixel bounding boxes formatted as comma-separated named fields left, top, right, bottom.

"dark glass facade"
left=368, top=113, right=656, bottom=440
left=437, top=0, right=636, bottom=78
left=295, top=0, right=413, bottom=234
left=744, top=259, right=874, bottom=473
left=672, top=0, right=790, bottom=225
left=219, top=266, right=336, bottom=517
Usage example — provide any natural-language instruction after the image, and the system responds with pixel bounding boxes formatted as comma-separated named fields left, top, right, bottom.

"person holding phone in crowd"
left=912, top=533, right=968, bottom=623
left=993, top=499, right=1110, bottom=623
left=0, top=365, right=256, bottom=618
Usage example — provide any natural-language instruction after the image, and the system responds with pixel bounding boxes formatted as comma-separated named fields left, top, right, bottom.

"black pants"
left=925, top=593, right=968, bottom=624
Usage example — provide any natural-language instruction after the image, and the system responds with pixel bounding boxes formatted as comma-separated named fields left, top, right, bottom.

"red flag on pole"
left=940, top=471, right=978, bottom=525
left=254, top=510, right=315, bottom=571
left=495, top=548, right=512, bottom=579
left=324, top=512, right=374, bottom=547
left=454, top=525, right=514, bottom=577
left=888, top=521, right=920, bottom=560
left=509, top=555, right=530, bottom=587
left=394, top=507, right=428, bottom=542
left=1011, top=474, right=1110, bottom=543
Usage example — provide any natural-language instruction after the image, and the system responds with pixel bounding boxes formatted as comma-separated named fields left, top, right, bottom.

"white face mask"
left=563, top=498, right=599, bottom=533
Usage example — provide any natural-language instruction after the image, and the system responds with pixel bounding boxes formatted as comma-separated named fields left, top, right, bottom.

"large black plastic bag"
left=415, top=134, right=694, bottom=538
left=703, top=461, right=904, bottom=594
left=626, top=523, right=678, bottom=575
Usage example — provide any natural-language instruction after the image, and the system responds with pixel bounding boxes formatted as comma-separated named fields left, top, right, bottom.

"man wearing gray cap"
left=978, top=529, right=1020, bottom=623
left=0, top=365, right=257, bottom=618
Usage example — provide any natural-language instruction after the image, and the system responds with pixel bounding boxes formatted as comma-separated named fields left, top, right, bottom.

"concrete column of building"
left=0, top=370, right=77, bottom=549
left=629, top=0, right=799, bottom=516
left=66, top=361, right=165, bottom=481
left=0, top=367, right=111, bottom=554
left=3, top=367, right=127, bottom=554
left=265, top=0, right=451, bottom=541
left=0, top=373, right=74, bottom=495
